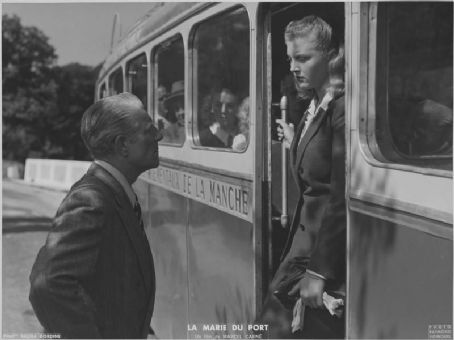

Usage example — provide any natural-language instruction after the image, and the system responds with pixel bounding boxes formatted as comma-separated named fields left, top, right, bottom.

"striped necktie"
left=133, top=196, right=145, bottom=233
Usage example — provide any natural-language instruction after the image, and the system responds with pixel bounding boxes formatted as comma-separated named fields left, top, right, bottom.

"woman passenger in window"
left=262, top=16, right=346, bottom=339
left=161, top=80, right=185, bottom=144
left=232, top=97, right=250, bottom=152
left=156, top=84, right=171, bottom=131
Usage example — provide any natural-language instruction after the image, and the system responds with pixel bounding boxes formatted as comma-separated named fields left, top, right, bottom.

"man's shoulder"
left=72, top=172, right=109, bottom=193
left=61, top=174, right=113, bottom=210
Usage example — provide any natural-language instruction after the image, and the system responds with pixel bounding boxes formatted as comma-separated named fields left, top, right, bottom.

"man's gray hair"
left=81, top=92, right=145, bottom=159
left=284, top=15, right=336, bottom=54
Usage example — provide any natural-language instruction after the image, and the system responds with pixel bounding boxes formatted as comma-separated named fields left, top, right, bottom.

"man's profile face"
left=126, top=108, right=162, bottom=172
left=286, top=33, right=330, bottom=97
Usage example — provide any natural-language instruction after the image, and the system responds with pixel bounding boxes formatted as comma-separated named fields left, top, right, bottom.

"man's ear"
left=113, top=135, right=129, bottom=157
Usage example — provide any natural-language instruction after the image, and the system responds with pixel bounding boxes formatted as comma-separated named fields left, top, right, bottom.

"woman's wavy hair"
left=328, top=43, right=345, bottom=99
left=285, top=15, right=345, bottom=99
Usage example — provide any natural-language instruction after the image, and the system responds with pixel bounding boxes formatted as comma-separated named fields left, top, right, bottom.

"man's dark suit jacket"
left=29, top=163, right=155, bottom=339
left=280, top=94, right=346, bottom=290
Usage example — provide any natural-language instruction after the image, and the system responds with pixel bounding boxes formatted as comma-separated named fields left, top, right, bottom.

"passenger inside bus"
left=156, top=84, right=171, bottom=131
left=410, top=99, right=452, bottom=155
left=231, top=96, right=250, bottom=152
left=388, top=75, right=453, bottom=156
left=161, top=80, right=185, bottom=144
left=199, top=88, right=239, bottom=148
left=378, top=3, right=453, bottom=161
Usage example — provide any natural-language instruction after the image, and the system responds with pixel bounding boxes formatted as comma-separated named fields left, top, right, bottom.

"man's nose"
left=220, top=103, right=225, bottom=114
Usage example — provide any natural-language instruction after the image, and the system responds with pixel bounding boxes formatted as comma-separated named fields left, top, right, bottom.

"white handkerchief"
left=322, top=292, right=344, bottom=318
left=291, top=292, right=344, bottom=333
left=291, top=298, right=306, bottom=333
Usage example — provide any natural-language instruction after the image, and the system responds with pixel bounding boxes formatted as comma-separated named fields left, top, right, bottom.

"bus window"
left=99, top=82, right=107, bottom=99
left=192, top=7, right=250, bottom=151
left=154, top=36, right=185, bottom=146
left=126, top=53, right=148, bottom=110
left=374, top=2, right=453, bottom=170
left=109, top=67, right=123, bottom=95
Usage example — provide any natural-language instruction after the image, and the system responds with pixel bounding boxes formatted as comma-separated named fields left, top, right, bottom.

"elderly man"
left=29, top=93, right=162, bottom=339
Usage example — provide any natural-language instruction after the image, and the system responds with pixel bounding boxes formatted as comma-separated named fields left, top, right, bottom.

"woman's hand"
left=276, top=119, right=294, bottom=149
left=288, top=275, right=325, bottom=309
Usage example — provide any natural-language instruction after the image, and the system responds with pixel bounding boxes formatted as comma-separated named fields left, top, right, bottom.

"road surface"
left=2, top=180, right=66, bottom=337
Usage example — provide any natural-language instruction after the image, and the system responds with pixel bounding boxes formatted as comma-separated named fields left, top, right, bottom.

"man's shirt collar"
left=94, top=160, right=136, bottom=207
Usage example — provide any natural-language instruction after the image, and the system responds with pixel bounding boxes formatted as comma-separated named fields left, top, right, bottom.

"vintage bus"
left=95, top=2, right=453, bottom=339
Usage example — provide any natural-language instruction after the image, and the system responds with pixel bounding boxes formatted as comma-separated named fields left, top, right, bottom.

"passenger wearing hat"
left=161, top=80, right=185, bottom=144
left=156, top=84, right=171, bottom=131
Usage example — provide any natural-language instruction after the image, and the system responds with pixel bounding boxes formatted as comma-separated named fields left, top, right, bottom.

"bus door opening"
left=268, top=1, right=345, bottom=279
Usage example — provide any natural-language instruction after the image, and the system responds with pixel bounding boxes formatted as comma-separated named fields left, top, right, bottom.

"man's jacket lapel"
left=88, top=164, right=153, bottom=288
left=114, top=195, right=153, bottom=286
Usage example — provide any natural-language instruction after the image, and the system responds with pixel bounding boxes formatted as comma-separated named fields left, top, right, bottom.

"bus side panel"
left=137, top=180, right=189, bottom=339
left=187, top=200, right=254, bottom=338
left=348, top=210, right=453, bottom=339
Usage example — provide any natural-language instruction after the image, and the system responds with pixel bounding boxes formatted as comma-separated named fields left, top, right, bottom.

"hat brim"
left=164, top=91, right=184, bottom=103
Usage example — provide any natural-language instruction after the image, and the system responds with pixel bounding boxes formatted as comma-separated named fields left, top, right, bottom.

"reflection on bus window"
left=127, top=53, right=148, bottom=110
left=99, top=83, right=107, bottom=99
left=109, top=67, right=123, bottom=95
left=376, top=2, right=452, bottom=168
left=155, top=36, right=185, bottom=145
left=193, top=8, right=250, bottom=151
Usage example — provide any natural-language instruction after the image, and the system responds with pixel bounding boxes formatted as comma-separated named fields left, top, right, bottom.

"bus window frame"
left=108, top=66, right=124, bottom=96
left=92, top=2, right=256, bottom=177
left=152, top=33, right=186, bottom=148
left=98, top=82, right=107, bottom=100
left=358, top=3, right=452, bottom=178
left=376, top=3, right=452, bottom=164
left=126, top=52, right=148, bottom=110
left=188, top=5, right=251, bottom=154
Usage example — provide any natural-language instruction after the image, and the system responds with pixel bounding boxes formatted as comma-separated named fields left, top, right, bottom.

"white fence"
left=24, top=158, right=91, bottom=191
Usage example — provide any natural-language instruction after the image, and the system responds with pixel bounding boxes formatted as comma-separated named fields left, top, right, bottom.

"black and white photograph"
left=2, top=1, right=453, bottom=339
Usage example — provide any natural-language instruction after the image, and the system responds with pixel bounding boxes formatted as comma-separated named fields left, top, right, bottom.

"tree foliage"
left=50, top=63, right=100, bottom=160
left=2, top=14, right=97, bottom=162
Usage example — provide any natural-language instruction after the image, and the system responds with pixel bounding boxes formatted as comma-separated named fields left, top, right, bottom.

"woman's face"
left=167, top=96, right=185, bottom=126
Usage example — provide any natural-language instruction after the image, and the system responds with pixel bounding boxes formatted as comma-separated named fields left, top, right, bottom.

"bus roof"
left=97, top=2, right=209, bottom=83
